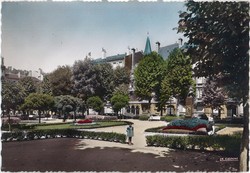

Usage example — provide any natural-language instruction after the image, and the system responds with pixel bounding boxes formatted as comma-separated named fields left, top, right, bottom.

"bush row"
left=139, top=115, right=150, bottom=121
left=146, top=134, right=241, bottom=154
left=2, top=129, right=126, bottom=143
left=160, top=115, right=184, bottom=122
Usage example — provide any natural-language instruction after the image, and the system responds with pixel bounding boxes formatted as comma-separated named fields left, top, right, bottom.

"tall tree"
left=95, top=63, right=115, bottom=101
left=48, top=65, right=73, bottom=96
left=164, top=48, right=194, bottom=114
left=113, top=66, right=130, bottom=86
left=134, top=52, right=165, bottom=114
left=72, top=58, right=98, bottom=102
left=178, top=1, right=249, bottom=171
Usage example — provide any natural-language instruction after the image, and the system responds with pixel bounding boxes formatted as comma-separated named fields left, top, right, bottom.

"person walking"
left=126, top=124, right=134, bottom=145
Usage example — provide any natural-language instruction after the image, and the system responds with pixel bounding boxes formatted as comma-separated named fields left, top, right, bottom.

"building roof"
left=93, top=53, right=126, bottom=64
left=158, top=43, right=179, bottom=59
left=144, top=36, right=152, bottom=55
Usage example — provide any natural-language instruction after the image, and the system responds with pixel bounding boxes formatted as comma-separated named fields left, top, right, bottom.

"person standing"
left=126, top=124, right=134, bottom=145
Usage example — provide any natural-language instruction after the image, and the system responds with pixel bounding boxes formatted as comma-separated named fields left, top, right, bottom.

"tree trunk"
left=38, top=110, right=41, bottom=124
left=74, top=111, right=77, bottom=122
left=148, top=99, right=151, bottom=115
left=8, top=113, right=11, bottom=132
left=176, top=97, right=180, bottom=116
left=239, top=97, right=249, bottom=171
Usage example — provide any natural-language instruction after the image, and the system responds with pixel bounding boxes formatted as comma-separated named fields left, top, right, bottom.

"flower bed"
left=74, top=119, right=97, bottom=126
left=162, top=118, right=209, bottom=134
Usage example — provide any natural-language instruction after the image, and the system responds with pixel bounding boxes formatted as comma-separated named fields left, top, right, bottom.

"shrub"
left=146, top=134, right=241, bottom=154
left=139, top=115, right=150, bottom=121
left=1, top=129, right=126, bottom=144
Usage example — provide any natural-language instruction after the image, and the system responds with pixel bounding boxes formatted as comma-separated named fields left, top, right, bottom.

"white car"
left=28, top=115, right=37, bottom=120
left=148, top=115, right=161, bottom=121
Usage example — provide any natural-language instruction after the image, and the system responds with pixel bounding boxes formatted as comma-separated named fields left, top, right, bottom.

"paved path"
left=77, top=119, right=171, bottom=157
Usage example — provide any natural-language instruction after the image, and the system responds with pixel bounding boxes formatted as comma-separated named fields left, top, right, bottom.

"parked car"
left=148, top=114, right=161, bottom=121
left=28, top=114, right=37, bottom=120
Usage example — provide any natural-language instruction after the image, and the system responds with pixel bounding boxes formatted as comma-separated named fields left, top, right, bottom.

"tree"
left=163, top=48, right=194, bottom=114
left=21, top=93, right=54, bottom=123
left=2, top=80, right=25, bottom=114
left=113, top=83, right=129, bottom=96
left=159, top=74, right=172, bottom=116
left=54, top=95, right=82, bottom=121
left=202, top=76, right=227, bottom=118
left=113, top=66, right=130, bottom=86
left=94, top=63, right=115, bottom=101
left=110, top=93, right=129, bottom=117
left=134, top=52, right=165, bottom=114
left=18, top=76, right=38, bottom=97
left=37, top=74, right=52, bottom=95
left=178, top=1, right=249, bottom=171
left=72, top=58, right=98, bottom=106
left=87, top=96, right=103, bottom=114
left=48, top=65, right=73, bottom=96
left=1, top=80, right=25, bottom=130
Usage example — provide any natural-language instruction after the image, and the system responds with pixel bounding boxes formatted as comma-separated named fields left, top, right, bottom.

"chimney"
left=127, top=46, right=131, bottom=55
left=156, top=42, right=160, bottom=53
left=131, top=48, right=135, bottom=73
left=178, top=38, right=183, bottom=47
left=102, top=48, right=106, bottom=59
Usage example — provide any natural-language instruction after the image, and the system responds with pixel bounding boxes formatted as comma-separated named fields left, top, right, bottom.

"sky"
left=1, top=1, right=186, bottom=73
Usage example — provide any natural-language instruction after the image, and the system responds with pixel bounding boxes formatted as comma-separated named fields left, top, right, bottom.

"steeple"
left=144, top=34, right=152, bottom=55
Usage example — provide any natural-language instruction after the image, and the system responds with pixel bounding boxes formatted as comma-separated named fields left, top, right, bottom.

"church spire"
left=144, top=34, right=152, bottom=55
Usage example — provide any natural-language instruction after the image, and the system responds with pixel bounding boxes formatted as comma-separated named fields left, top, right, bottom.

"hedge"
left=2, top=129, right=126, bottom=143
left=146, top=134, right=241, bottom=154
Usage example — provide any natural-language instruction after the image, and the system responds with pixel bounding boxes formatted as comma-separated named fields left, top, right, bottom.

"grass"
left=34, top=121, right=129, bottom=130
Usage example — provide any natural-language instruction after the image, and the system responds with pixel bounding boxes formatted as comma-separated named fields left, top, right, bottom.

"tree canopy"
left=178, top=1, right=249, bottom=101
left=87, top=96, right=103, bottom=114
left=18, top=76, right=37, bottom=97
left=134, top=52, right=165, bottom=107
left=1, top=80, right=25, bottom=115
left=178, top=1, right=249, bottom=171
left=21, top=93, right=54, bottom=123
left=72, top=58, right=98, bottom=101
left=113, top=66, right=130, bottom=86
left=110, top=93, right=129, bottom=116
left=164, top=48, right=194, bottom=106
left=202, top=76, right=227, bottom=117
left=95, top=63, right=115, bottom=101
left=48, top=65, right=73, bottom=96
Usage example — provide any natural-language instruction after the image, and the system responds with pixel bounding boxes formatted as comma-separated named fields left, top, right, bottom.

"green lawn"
left=35, top=121, right=129, bottom=130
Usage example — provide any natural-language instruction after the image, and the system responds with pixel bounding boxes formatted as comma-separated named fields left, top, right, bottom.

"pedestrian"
left=126, top=124, right=134, bottom=145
